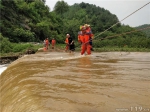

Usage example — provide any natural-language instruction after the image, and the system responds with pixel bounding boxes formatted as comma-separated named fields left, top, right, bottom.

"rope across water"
left=75, top=2, right=150, bottom=48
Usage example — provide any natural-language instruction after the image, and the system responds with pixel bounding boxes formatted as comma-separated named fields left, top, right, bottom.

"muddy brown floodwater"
left=0, top=52, right=150, bottom=112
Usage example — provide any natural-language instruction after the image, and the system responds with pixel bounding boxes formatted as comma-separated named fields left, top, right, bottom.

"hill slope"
left=135, top=24, right=150, bottom=38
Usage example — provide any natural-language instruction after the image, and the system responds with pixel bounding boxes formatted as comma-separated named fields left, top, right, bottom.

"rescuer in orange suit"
left=84, top=24, right=94, bottom=51
left=78, top=31, right=83, bottom=44
left=80, top=26, right=91, bottom=55
left=65, top=34, right=69, bottom=52
left=45, top=38, right=49, bottom=50
left=51, top=38, right=56, bottom=49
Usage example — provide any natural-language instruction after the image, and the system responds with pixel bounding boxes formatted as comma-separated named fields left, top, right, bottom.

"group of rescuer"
left=44, top=23, right=94, bottom=55
left=78, top=24, right=94, bottom=55
left=43, top=38, right=56, bottom=51
left=65, top=24, right=94, bottom=55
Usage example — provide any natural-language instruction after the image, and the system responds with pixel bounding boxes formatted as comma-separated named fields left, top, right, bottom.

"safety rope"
left=75, top=2, right=150, bottom=48
left=97, top=26, right=150, bottom=41
left=94, top=2, right=150, bottom=39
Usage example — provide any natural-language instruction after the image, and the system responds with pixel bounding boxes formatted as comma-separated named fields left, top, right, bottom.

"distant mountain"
left=135, top=24, right=150, bottom=38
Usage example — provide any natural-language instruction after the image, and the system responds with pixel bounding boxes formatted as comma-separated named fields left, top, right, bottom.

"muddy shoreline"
left=0, top=49, right=36, bottom=64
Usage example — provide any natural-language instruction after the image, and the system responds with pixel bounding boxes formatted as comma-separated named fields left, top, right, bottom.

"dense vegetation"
left=0, top=0, right=150, bottom=55
left=135, top=24, right=150, bottom=38
left=0, top=33, right=42, bottom=55
left=0, top=0, right=65, bottom=43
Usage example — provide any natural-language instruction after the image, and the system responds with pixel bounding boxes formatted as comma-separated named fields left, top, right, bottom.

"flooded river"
left=0, top=52, right=150, bottom=112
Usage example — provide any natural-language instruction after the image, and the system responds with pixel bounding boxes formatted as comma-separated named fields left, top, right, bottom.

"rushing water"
left=0, top=52, right=150, bottom=112
left=0, top=64, right=8, bottom=75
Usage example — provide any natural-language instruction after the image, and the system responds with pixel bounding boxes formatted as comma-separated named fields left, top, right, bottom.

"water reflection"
left=76, top=56, right=92, bottom=79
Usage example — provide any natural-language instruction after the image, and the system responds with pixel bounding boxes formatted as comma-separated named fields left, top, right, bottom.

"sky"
left=45, top=0, right=150, bottom=27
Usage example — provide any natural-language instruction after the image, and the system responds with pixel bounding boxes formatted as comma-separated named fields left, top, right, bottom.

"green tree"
left=54, top=0, right=69, bottom=17
left=0, top=33, right=12, bottom=53
left=135, top=24, right=150, bottom=38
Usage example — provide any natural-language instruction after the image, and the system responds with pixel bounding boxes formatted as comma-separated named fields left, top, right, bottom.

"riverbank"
left=0, top=49, right=36, bottom=64
left=1, top=46, right=150, bottom=64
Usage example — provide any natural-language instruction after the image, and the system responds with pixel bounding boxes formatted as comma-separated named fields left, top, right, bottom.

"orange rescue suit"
left=65, top=37, right=69, bottom=51
left=80, top=32, right=91, bottom=55
left=51, top=39, right=56, bottom=45
left=45, top=39, right=49, bottom=49
left=51, top=39, right=56, bottom=49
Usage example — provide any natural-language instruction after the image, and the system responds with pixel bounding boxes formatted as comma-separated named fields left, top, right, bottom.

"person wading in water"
left=79, top=26, right=92, bottom=55
left=51, top=38, right=56, bottom=49
left=65, top=34, right=69, bottom=52
left=66, top=34, right=75, bottom=53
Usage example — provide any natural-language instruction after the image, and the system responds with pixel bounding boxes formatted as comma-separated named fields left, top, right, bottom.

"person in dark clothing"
left=67, top=34, right=75, bottom=52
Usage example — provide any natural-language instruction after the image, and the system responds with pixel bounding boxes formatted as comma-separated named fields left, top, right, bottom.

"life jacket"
left=51, top=39, right=56, bottom=44
left=65, top=38, right=68, bottom=44
left=81, top=30, right=90, bottom=43
left=84, top=34, right=90, bottom=43
left=78, top=34, right=85, bottom=43
left=45, top=39, right=49, bottom=45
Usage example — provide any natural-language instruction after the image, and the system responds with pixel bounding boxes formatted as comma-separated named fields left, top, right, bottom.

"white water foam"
left=0, top=65, right=8, bottom=75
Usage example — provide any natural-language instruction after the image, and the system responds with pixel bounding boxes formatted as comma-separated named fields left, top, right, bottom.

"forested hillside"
left=135, top=24, right=150, bottom=38
left=0, top=0, right=64, bottom=43
left=55, top=2, right=121, bottom=38
left=0, top=0, right=150, bottom=54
